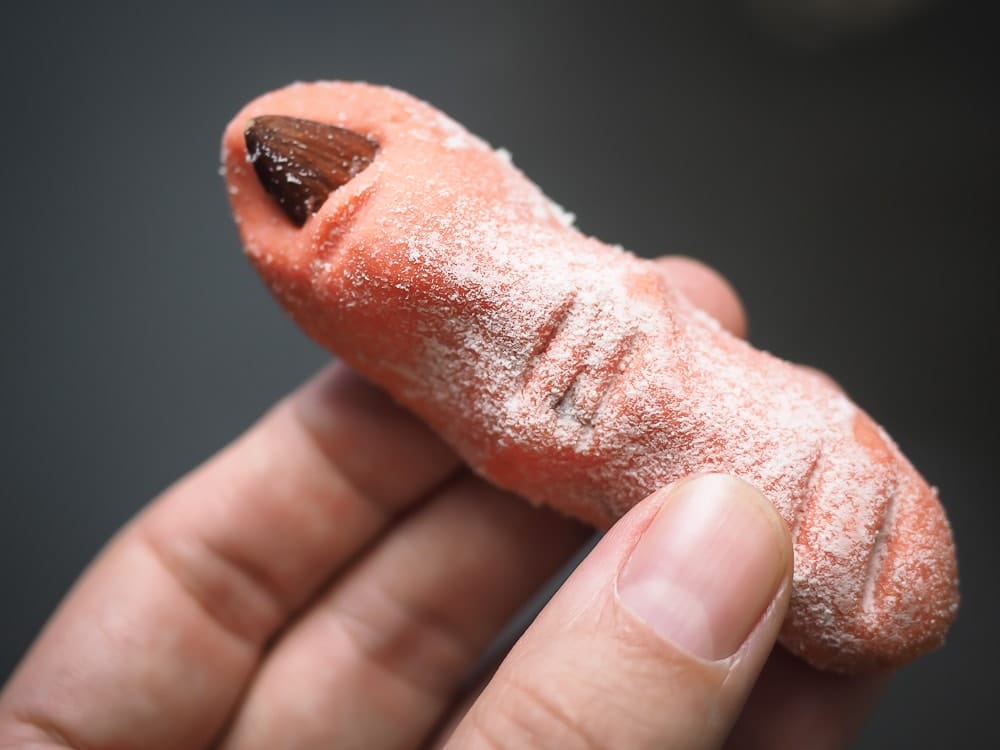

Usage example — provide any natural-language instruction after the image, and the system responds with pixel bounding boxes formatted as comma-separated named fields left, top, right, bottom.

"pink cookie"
left=222, top=81, right=959, bottom=673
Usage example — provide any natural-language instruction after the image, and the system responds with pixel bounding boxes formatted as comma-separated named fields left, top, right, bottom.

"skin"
left=0, top=257, right=885, bottom=749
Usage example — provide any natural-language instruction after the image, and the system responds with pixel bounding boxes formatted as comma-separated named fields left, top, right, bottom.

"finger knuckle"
left=469, top=673, right=605, bottom=750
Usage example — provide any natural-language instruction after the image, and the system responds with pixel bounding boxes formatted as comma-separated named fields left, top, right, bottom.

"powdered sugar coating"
left=222, top=81, right=959, bottom=673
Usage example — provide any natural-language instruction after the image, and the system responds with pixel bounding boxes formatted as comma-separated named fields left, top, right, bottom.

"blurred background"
left=1, top=1, right=996, bottom=746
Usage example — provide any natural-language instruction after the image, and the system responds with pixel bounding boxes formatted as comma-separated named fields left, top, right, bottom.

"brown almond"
left=244, top=115, right=379, bottom=227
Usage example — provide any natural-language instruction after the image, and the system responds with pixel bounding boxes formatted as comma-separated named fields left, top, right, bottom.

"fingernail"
left=618, top=474, right=788, bottom=661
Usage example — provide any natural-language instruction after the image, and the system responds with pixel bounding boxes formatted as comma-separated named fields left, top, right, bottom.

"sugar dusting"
left=230, top=82, right=959, bottom=672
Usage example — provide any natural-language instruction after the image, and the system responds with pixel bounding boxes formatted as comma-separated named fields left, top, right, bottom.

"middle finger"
left=218, top=473, right=589, bottom=750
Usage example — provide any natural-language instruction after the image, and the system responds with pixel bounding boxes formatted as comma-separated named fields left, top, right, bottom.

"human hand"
left=0, top=258, right=884, bottom=749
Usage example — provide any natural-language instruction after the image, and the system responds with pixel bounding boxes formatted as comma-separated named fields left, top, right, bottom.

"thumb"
left=446, top=473, right=793, bottom=750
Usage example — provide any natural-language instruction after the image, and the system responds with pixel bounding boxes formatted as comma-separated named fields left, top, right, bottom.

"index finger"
left=654, top=255, right=749, bottom=339
left=0, top=364, right=459, bottom=750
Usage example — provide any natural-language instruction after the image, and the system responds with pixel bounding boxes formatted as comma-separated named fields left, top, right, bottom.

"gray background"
left=2, top=1, right=996, bottom=746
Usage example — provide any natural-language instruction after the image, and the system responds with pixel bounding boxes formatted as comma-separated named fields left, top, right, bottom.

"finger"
left=655, top=255, right=749, bottom=338
left=447, top=474, right=793, bottom=750
left=0, top=364, right=459, bottom=750
left=426, top=541, right=601, bottom=750
left=218, top=474, right=590, bottom=750
left=724, top=645, right=888, bottom=749
left=796, top=363, right=844, bottom=393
